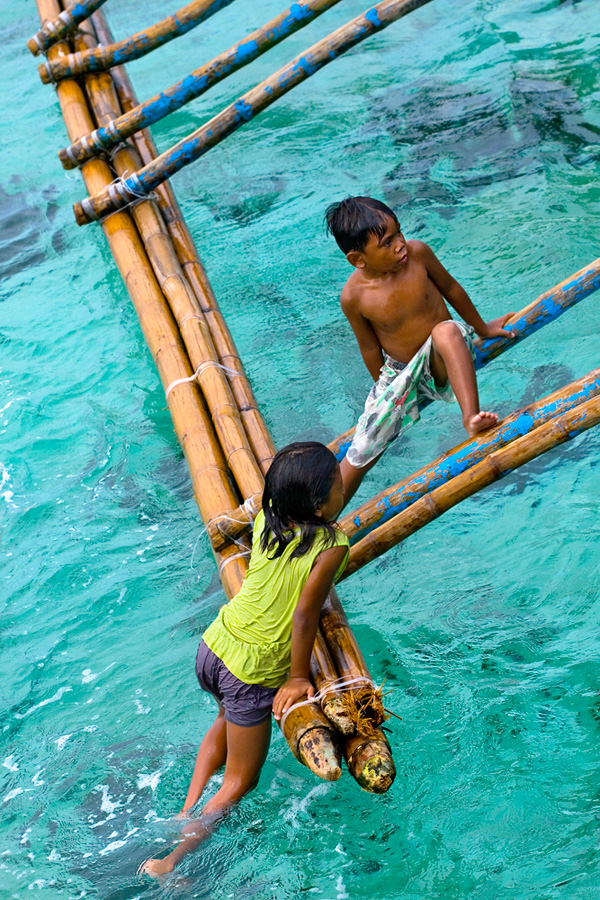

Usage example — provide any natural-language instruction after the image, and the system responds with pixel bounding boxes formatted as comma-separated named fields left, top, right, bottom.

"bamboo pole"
left=41, top=0, right=342, bottom=781
left=40, top=0, right=392, bottom=787
left=77, top=13, right=342, bottom=781
left=28, top=0, right=107, bottom=55
left=339, top=368, right=600, bottom=543
left=329, top=257, right=600, bottom=461
left=92, top=12, right=275, bottom=475
left=72, top=0, right=435, bottom=224
left=60, top=0, right=345, bottom=168
left=342, top=394, right=600, bottom=578
left=76, top=26, right=265, bottom=507
left=39, top=0, right=236, bottom=83
left=34, top=0, right=249, bottom=603
left=208, top=367, right=600, bottom=552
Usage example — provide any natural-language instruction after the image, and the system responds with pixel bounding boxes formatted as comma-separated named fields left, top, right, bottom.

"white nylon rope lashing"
left=164, top=360, right=242, bottom=401
left=279, top=675, right=378, bottom=733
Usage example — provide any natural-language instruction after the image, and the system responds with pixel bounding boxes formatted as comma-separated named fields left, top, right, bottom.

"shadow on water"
left=0, top=178, right=66, bottom=283
left=198, top=173, right=287, bottom=227
left=363, top=74, right=600, bottom=215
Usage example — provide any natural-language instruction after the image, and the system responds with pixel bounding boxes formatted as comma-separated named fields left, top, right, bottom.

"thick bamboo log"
left=28, top=0, right=107, bottom=55
left=73, top=0, right=435, bottom=224
left=39, top=0, right=236, bottom=83
left=60, top=0, right=345, bottom=168
left=35, top=0, right=249, bottom=602
left=329, top=257, right=600, bottom=461
left=340, top=368, right=600, bottom=543
left=77, top=26, right=265, bottom=507
left=310, top=628, right=355, bottom=735
left=77, top=15, right=341, bottom=779
left=92, top=12, right=275, bottom=475
left=344, top=729, right=396, bottom=794
left=282, top=705, right=342, bottom=781
left=342, top=394, right=600, bottom=578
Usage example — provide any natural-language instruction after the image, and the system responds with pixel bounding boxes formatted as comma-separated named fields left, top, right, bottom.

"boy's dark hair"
left=325, top=196, right=399, bottom=255
left=261, top=442, right=338, bottom=560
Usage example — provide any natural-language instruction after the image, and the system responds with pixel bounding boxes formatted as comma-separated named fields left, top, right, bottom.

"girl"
left=142, top=442, right=350, bottom=877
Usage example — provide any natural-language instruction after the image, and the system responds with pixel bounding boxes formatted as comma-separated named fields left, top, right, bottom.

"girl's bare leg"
left=430, top=321, right=497, bottom=435
left=141, top=717, right=272, bottom=877
left=180, top=706, right=227, bottom=814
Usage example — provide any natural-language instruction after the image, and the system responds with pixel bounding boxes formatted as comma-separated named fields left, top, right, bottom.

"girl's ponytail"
left=261, top=442, right=338, bottom=559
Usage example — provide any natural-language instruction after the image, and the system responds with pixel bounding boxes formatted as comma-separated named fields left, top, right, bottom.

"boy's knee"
left=431, top=320, right=462, bottom=344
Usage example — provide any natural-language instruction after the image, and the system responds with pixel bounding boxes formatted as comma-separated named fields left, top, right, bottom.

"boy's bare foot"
left=139, top=857, right=174, bottom=878
left=465, top=411, right=498, bottom=435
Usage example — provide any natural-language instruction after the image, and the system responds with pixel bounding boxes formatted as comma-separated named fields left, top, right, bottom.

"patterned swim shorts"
left=346, top=320, right=476, bottom=468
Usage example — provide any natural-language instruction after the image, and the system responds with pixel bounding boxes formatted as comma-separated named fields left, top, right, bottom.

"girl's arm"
left=272, top=544, right=348, bottom=722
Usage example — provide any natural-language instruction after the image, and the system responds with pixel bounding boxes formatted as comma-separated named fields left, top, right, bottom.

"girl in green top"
left=142, top=442, right=350, bottom=877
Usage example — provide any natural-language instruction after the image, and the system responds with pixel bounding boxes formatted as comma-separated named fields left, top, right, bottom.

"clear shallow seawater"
left=2, top=0, right=600, bottom=897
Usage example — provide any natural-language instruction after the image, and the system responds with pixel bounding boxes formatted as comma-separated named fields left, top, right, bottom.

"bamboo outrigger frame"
left=35, top=0, right=405, bottom=792
left=342, top=395, right=600, bottom=578
left=71, top=0, right=435, bottom=225
left=208, top=365, right=600, bottom=552
left=32, top=0, right=600, bottom=798
left=59, top=0, right=346, bottom=169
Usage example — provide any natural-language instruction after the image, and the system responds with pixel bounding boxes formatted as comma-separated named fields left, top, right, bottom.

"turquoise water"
left=2, top=0, right=600, bottom=897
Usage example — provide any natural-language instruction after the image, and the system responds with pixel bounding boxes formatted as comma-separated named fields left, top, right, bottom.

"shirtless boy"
left=325, top=196, right=515, bottom=504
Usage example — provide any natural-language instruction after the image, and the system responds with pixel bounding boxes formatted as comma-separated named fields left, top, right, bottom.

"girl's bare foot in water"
left=139, top=856, right=175, bottom=878
left=465, top=410, right=498, bottom=435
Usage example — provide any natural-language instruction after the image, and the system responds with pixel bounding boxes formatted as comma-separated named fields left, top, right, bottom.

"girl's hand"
left=477, top=314, right=516, bottom=340
left=273, top=677, right=314, bottom=722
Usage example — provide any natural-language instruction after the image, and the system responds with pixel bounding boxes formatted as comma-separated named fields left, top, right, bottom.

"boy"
left=325, top=196, right=515, bottom=504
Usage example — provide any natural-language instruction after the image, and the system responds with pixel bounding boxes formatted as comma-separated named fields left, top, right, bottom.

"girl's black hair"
left=325, top=196, right=399, bottom=255
left=261, top=442, right=339, bottom=560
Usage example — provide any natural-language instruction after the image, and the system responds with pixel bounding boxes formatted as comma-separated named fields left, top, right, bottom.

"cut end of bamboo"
left=58, top=146, right=77, bottom=170
left=73, top=200, right=91, bottom=226
left=345, top=733, right=396, bottom=794
left=27, top=36, right=41, bottom=56
left=322, top=697, right=356, bottom=735
left=38, top=62, right=52, bottom=84
left=298, top=728, right=342, bottom=781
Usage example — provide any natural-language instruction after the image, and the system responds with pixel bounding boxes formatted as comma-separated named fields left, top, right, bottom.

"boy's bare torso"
left=342, top=240, right=451, bottom=364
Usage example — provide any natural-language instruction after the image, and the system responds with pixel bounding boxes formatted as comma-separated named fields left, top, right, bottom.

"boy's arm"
left=341, top=290, right=384, bottom=380
left=418, top=242, right=515, bottom=339
left=272, top=545, right=348, bottom=721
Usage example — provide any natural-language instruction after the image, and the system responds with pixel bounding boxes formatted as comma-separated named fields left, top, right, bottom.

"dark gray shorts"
left=195, top=641, right=278, bottom=728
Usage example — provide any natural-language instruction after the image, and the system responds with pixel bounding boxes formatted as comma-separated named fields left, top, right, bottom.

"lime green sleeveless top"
left=202, top=510, right=349, bottom=688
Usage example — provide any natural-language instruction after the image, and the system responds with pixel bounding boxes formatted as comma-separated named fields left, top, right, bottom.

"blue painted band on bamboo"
left=346, top=374, right=600, bottom=543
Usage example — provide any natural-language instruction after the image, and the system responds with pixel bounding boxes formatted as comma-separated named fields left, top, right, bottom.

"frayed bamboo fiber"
left=39, top=0, right=236, bottom=83
left=75, top=25, right=264, bottom=509
left=310, top=629, right=356, bottom=735
left=28, top=0, right=107, bottom=55
left=339, top=368, right=600, bottom=544
left=41, top=0, right=341, bottom=781
left=328, top=258, right=600, bottom=461
left=72, top=0, right=435, bottom=225
left=342, top=394, right=600, bottom=578
left=34, top=0, right=248, bottom=602
left=60, top=0, right=345, bottom=168
left=92, top=11, right=275, bottom=476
